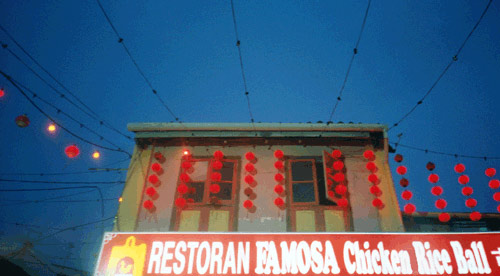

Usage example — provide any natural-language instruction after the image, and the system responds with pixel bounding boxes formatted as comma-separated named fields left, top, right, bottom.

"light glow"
left=47, top=123, right=56, bottom=133
left=92, top=151, right=100, bottom=159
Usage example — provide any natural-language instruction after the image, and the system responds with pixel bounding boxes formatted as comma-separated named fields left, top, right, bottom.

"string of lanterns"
left=426, top=162, right=450, bottom=222
left=454, top=163, right=481, bottom=221
left=273, top=150, right=285, bottom=209
left=327, top=149, right=348, bottom=207
left=143, top=151, right=165, bottom=212
left=395, top=154, right=415, bottom=214
left=243, top=151, right=257, bottom=212
left=364, top=149, right=383, bottom=210
left=486, top=168, right=500, bottom=213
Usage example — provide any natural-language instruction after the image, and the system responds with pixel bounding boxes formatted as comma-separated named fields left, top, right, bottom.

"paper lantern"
left=369, top=185, right=381, bottom=196
left=404, top=203, right=416, bottom=214
left=243, top=200, right=253, bottom=209
left=368, top=174, right=378, bottom=184
left=213, top=150, right=224, bottom=160
left=213, top=160, right=223, bottom=170
left=363, top=150, right=375, bottom=160
left=274, top=161, right=284, bottom=170
left=274, top=197, right=284, bottom=207
left=470, top=211, right=481, bottom=221
left=146, top=187, right=157, bottom=197
left=400, top=178, right=409, bottom=188
left=245, top=163, right=255, bottom=173
left=209, top=184, right=220, bottom=194
left=428, top=174, right=439, bottom=183
left=431, top=186, right=443, bottom=196
left=244, top=175, right=254, bottom=185
left=497, top=205, right=500, bottom=213
left=462, top=186, right=473, bottom=196
left=494, top=192, right=500, bottom=202
left=439, top=213, right=450, bottom=222
left=486, top=168, right=497, bottom=178
left=189, top=187, right=196, bottom=194
left=333, top=172, right=345, bottom=183
left=465, top=198, right=477, bottom=208
left=335, top=184, right=347, bottom=195
left=152, top=163, right=162, bottom=172
left=338, top=198, right=348, bottom=207
left=181, top=161, right=192, bottom=170
left=435, top=199, right=447, bottom=209
left=244, top=187, right=253, bottom=197
left=0, top=88, right=4, bottom=97
left=175, top=197, right=187, bottom=208
left=15, top=114, right=30, bottom=127
left=211, top=172, right=222, bottom=182
left=454, top=164, right=465, bottom=173
left=148, top=174, right=159, bottom=185
left=180, top=173, right=190, bottom=183
left=401, top=190, right=412, bottom=200
left=489, top=179, right=500, bottom=189
left=333, top=161, right=344, bottom=171
left=394, top=154, right=403, bottom=163
left=327, top=179, right=334, bottom=187
left=154, top=152, right=164, bottom=161
left=396, top=166, right=407, bottom=175
left=327, top=190, right=335, bottom=198
left=65, top=145, right=80, bottom=158
left=245, top=152, right=255, bottom=161
left=274, top=150, right=284, bottom=159
left=458, top=175, right=469, bottom=185
left=274, top=185, right=284, bottom=194
left=365, top=162, right=377, bottom=172
left=177, top=184, right=188, bottom=194
left=274, top=173, right=284, bottom=182
left=426, top=162, right=435, bottom=171
left=332, top=150, right=342, bottom=159
left=143, top=200, right=154, bottom=210
left=372, top=198, right=384, bottom=209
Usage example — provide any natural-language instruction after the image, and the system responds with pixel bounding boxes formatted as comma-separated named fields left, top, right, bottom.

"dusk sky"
left=0, top=0, right=499, bottom=274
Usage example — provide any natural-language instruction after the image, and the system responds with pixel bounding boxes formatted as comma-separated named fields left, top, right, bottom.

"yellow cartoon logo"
left=106, top=236, right=146, bottom=276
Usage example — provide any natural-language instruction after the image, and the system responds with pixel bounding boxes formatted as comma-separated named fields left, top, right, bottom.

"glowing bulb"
left=92, top=151, right=100, bottom=159
left=183, top=150, right=190, bottom=156
left=118, top=197, right=123, bottom=202
left=47, top=123, right=56, bottom=133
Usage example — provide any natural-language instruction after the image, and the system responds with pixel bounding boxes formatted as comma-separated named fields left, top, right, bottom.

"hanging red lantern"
left=177, top=184, right=188, bottom=194
left=454, top=164, right=465, bottom=173
left=485, top=168, right=497, bottom=178
left=15, top=114, right=30, bottom=127
left=394, top=154, right=403, bottom=163
left=64, top=145, right=80, bottom=158
left=333, top=161, right=344, bottom=171
left=439, top=213, right=450, bottom=222
left=368, top=174, right=378, bottom=184
left=243, top=200, right=253, bottom=209
left=333, top=172, right=345, bottom=182
left=338, top=198, right=348, bottom=207
left=400, top=178, right=409, bottom=187
left=428, top=174, right=439, bottom=183
left=465, top=198, right=477, bottom=208
left=154, top=152, right=164, bottom=161
left=0, top=88, right=4, bottom=98
left=146, top=187, right=157, bottom=197
left=328, top=190, right=335, bottom=198
left=274, top=173, right=284, bottom=182
left=211, top=172, right=222, bottom=182
left=365, top=162, right=377, bottom=172
left=245, top=152, right=255, bottom=161
left=426, top=162, right=436, bottom=171
left=189, top=187, right=196, bottom=194
left=332, top=149, right=342, bottom=159
left=327, top=179, right=334, bottom=187
left=180, top=173, right=190, bottom=183
left=404, top=203, right=416, bottom=214
left=372, top=198, right=384, bottom=209
left=143, top=200, right=154, bottom=210
left=435, top=199, right=447, bottom=209
left=470, top=211, right=481, bottom=221
left=148, top=174, right=159, bottom=185
left=462, top=186, right=473, bottom=196
left=151, top=163, right=162, bottom=172
left=212, top=160, right=223, bottom=170
left=335, top=184, right=347, bottom=195
left=244, top=175, right=254, bottom=185
left=489, top=179, right=500, bottom=189
left=213, top=150, right=224, bottom=160
left=181, top=161, right=192, bottom=170
left=497, top=205, right=500, bottom=213
left=244, top=187, right=253, bottom=197
left=363, top=150, right=375, bottom=160
left=396, top=166, right=407, bottom=175
left=494, top=192, right=500, bottom=202
left=274, top=161, right=284, bottom=170
left=245, top=163, right=255, bottom=173
left=209, top=184, right=220, bottom=194
left=274, top=185, right=284, bottom=194
left=274, top=150, right=284, bottom=159
left=431, top=186, right=443, bottom=196
left=401, top=191, right=413, bottom=200
left=175, top=197, right=187, bottom=208
left=458, top=175, right=469, bottom=185
left=274, top=197, right=284, bottom=207
left=369, top=185, right=381, bottom=196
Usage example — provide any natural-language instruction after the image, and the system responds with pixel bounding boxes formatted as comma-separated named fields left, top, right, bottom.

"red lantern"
left=154, top=152, right=164, bottom=161
left=368, top=174, right=378, bottom=184
left=494, top=192, right=500, bottom=202
left=489, top=179, right=500, bottom=189
left=274, top=161, right=284, bottom=170
left=177, top=184, right=188, bottom=194
left=211, top=172, right=222, bottom=182
left=465, top=198, right=477, bottom=208
left=372, top=198, right=383, bottom=209
left=189, top=187, right=196, bottom=194
left=335, top=184, right=347, bottom=195
left=401, top=190, right=412, bottom=200
left=327, top=179, right=334, bottom=187
left=148, top=174, right=159, bottom=185
left=213, top=160, right=223, bottom=170
left=394, top=154, right=403, bottom=163
left=181, top=161, right=192, bottom=170
left=497, top=205, right=500, bottom=213
left=470, top=211, right=481, bottom=221
left=485, top=168, right=496, bottom=178
left=244, top=187, right=253, bottom=197
left=404, top=203, right=416, bottom=214
left=245, top=163, right=255, bottom=173
left=146, top=187, right=157, bottom=197
left=458, top=175, right=469, bottom=185
left=274, top=173, right=284, bottom=182
left=333, top=172, right=345, bottom=183
left=213, top=150, right=224, bottom=160
left=180, top=173, right=190, bottom=183
left=426, top=162, right=435, bottom=171
left=462, top=186, right=473, bottom=196
left=328, top=190, right=335, bottom=198
left=396, top=166, right=407, bottom=175
left=274, top=197, right=284, bottom=207
left=431, top=186, right=443, bottom=196
left=454, top=163, right=465, bottom=173
left=439, top=213, right=450, bottom=222
left=274, top=185, right=284, bottom=194
left=428, top=174, right=439, bottom=183
left=332, top=150, right=342, bottom=159
left=245, top=152, right=255, bottom=161
left=338, top=198, right=348, bottom=207
left=15, top=114, right=30, bottom=127
left=363, top=150, right=375, bottom=160
left=333, top=161, right=344, bottom=171
left=143, top=200, right=154, bottom=210
left=0, top=88, right=4, bottom=98
left=151, top=163, right=162, bottom=172
left=366, top=162, right=377, bottom=172
left=274, top=150, right=284, bottom=159
left=175, top=197, right=187, bottom=208
left=369, top=185, right=381, bottom=196
left=400, top=178, right=409, bottom=187
left=243, top=200, right=253, bottom=209
left=65, top=145, right=80, bottom=158
left=435, top=199, right=447, bottom=209
left=209, top=184, right=220, bottom=194
left=244, top=175, right=254, bottom=185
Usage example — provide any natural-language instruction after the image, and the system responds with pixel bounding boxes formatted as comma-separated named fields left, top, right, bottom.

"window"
left=171, top=158, right=238, bottom=232
left=287, top=152, right=351, bottom=232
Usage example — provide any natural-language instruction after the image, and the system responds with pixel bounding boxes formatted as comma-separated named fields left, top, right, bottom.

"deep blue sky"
left=1, top=0, right=499, bottom=273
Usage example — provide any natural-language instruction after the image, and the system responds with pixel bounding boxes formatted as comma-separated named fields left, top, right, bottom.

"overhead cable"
left=0, top=179, right=124, bottom=184
left=390, top=142, right=500, bottom=160
left=33, top=216, right=115, bottom=243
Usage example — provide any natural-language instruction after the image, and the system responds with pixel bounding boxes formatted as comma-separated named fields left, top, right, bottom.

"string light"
left=47, top=123, right=56, bottom=133
left=92, top=151, right=100, bottom=159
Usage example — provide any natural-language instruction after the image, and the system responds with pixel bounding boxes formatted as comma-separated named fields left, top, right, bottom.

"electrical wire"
left=0, top=179, right=124, bottom=184
left=390, top=142, right=500, bottom=160
left=0, top=169, right=124, bottom=176
left=388, top=0, right=493, bottom=131
left=33, top=216, right=115, bottom=243
left=0, top=198, right=118, bottom=203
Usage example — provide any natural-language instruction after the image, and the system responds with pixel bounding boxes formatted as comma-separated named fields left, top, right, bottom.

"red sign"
left=95, top=232, right=500, bottom=276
